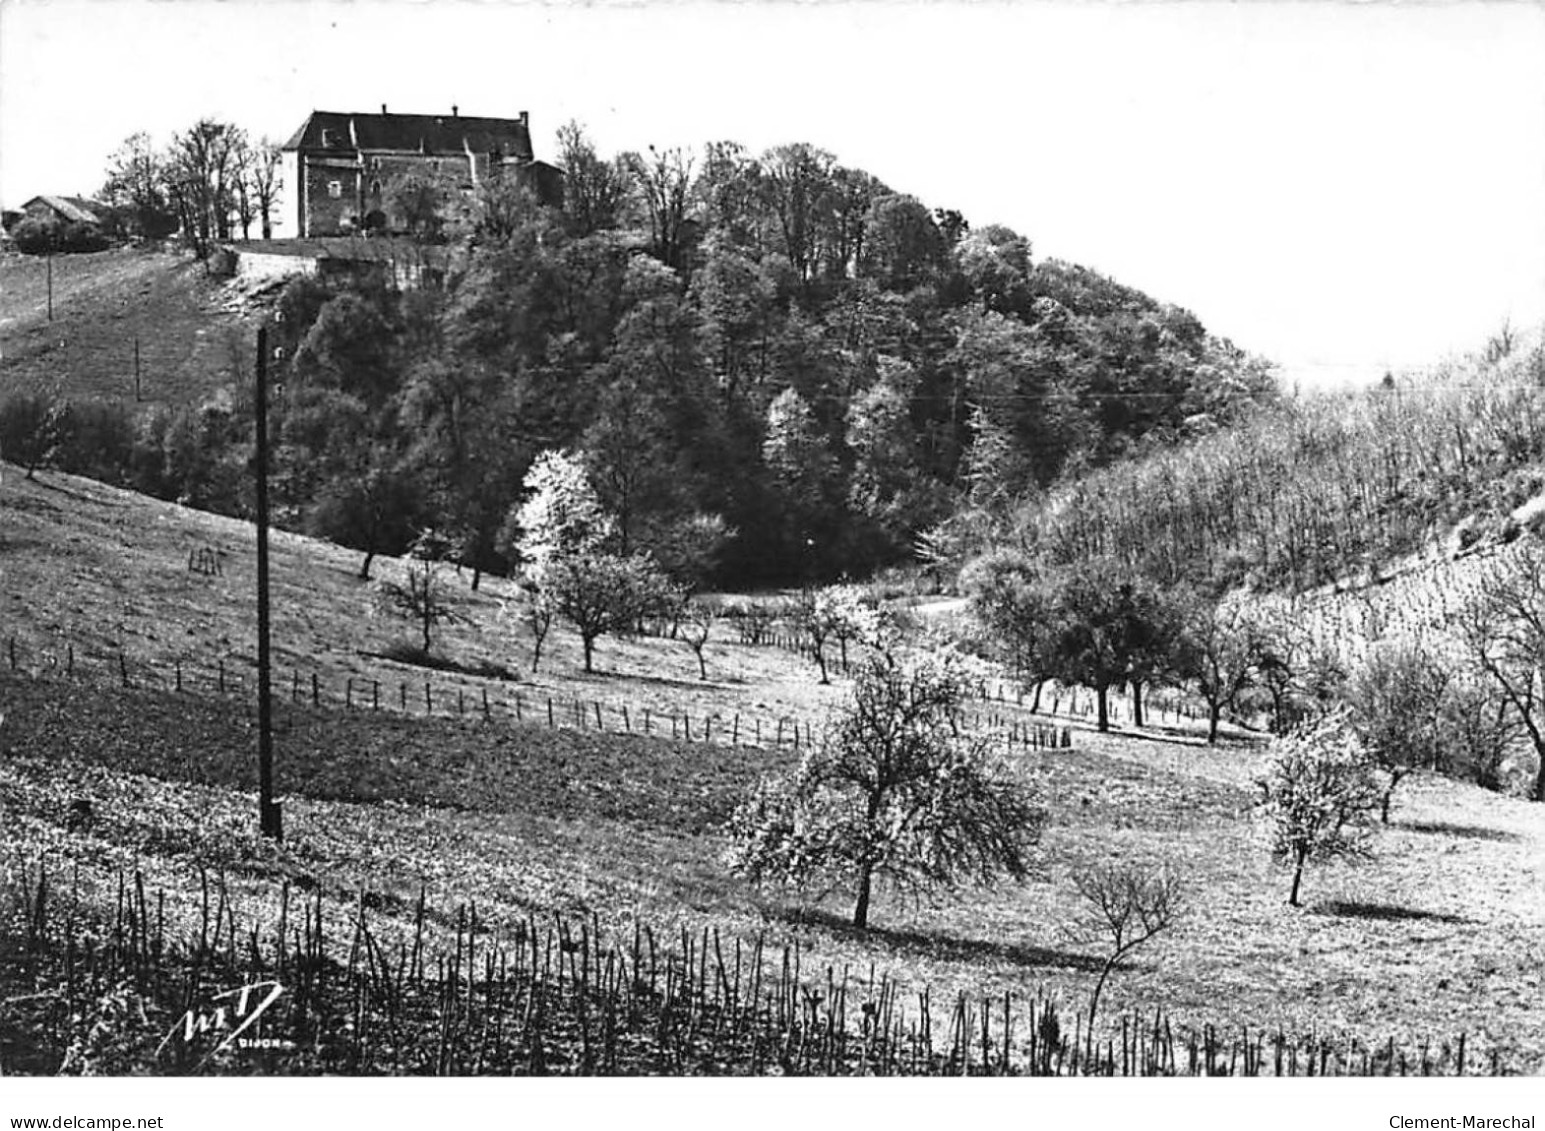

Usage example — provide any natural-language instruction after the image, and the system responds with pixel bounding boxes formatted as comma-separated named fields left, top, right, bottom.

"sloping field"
left=2, top=668, right=1541, bottom=1073
left=0, top=247, right=255, bottom=406
left=0, top=466, right=852, bottom=735
left=2, top=465, right=1543, bottom=1073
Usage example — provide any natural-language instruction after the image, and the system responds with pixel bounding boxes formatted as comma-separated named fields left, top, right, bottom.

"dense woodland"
left=2, top=123, right=1276, bottom=588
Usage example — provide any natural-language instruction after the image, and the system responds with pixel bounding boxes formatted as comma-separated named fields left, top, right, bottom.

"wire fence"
left=2, top=633, right=1075, bottom=754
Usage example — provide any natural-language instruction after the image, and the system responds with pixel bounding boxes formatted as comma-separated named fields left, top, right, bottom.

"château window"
left=328, top=180, right=342, bottom=199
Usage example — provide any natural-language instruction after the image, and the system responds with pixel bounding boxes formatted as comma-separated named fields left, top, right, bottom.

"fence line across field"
left=3, top=635, right=1077, bottom=753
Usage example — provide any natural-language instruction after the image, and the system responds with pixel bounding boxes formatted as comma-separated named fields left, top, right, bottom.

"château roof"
left=281, top=109, right=536, bottom=160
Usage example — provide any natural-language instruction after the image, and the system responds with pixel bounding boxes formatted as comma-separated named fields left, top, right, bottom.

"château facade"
left=273, top=106, right=562, bottom=238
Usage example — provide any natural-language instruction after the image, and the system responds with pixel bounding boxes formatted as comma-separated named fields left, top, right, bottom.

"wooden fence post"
left=312, top=672, right=319, bottom=706
left=400, top=682, right=408, bottom=710
left=372, top=680, right=379, bottom=710
left=175, top=660, right=182, bottom=692
left=424, top=682, right=431, bottom=714
left=119, top=651, right=129, bottom=688
left=346, top=677, right=353, bottom=708
left=66, top=644, right=74, bottom=677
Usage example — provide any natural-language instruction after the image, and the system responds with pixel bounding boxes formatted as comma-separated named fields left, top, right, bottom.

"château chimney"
left=452, top=104, right=459, bottom=117
left=381, top=103, right=388, bottom=114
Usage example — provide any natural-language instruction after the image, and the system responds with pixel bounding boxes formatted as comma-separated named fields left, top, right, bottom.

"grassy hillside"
left=2, top=464, right=1543, bottom=1073
left=0, top=247, right=256, bottom=406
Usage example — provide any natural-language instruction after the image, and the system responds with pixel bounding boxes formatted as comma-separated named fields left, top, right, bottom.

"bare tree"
left=165, top=119, right=244, bottom=259
left=1069, top=862, right=1186, bottom=1052
left=679, top=597, right=717, bottom=681
left=625, top=144, right=695, bottom=269
left=250, top=138, right=283, bottom=240
left=503, top=586, right=555, bottom=674
left=374, top=531, right=466, bottom=656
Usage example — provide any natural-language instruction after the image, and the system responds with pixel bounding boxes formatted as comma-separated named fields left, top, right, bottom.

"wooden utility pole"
left=46, top=252, right=53, bottom=322
left=255, top=325, right=281, bottom=840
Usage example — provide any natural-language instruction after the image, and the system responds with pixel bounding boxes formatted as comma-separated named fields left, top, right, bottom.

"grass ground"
left=0, top=247, right=254, bottom=406
left=2, top=465, right=1543, bottom=1073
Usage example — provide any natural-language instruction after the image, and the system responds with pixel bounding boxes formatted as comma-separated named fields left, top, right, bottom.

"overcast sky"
left=2, top=0, right=1542, bottom=389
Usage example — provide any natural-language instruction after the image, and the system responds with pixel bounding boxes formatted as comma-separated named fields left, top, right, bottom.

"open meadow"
left=0, top=247, right=255, bottom=406
left=2, top=465, right=1542, bottom=1074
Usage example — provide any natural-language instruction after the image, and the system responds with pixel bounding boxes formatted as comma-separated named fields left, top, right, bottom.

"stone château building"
left=274, top=106, right=562, bottom=238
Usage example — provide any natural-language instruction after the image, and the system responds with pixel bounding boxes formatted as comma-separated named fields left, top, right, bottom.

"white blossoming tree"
left=1256, top=708, right=1381, bottom=906
left=727, top=648, right=1044, bottom=929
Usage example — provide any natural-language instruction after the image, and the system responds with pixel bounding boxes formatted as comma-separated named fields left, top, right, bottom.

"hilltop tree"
left=165, top=118, right=245, bottom=258
left=625, top=144, right=695, bottom=270
left=555, top=121, right=630, bottom=236
left=254, top=138, right=284, bottom=240
left=100, top=131, right=177, bottom=240
left=727, top=649, right=1044, bottom=929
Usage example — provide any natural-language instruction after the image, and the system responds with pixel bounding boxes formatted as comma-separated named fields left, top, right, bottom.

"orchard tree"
left=1256, top=709, right=1381, bottom=906
left=1345, top=640, right=1452, bottom=823
left=962, top=548, right=1053, bottom=708
left=1463, top=543, right=1545, bottom=802
left=375, top=530, right=466, bottom=656
left=544, top=550, right=666, bottom=673
left=678, top=596, right=718, bottom=681
left=727, top=649, right=1044, bottom=929
left=1041, top=562, right=1174, bottom=732
left=1178, top=591, right=1259, bottom=744
left=304, top=455, right=424, bottom=580
left=507, top=448, right=616, bottom=577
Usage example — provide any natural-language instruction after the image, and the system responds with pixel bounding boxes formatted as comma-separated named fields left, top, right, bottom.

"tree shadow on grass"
left=771, top=906, right=1103, bottom=973
left=1397, top=819, right=1519, bottom=843
left=1085, top=721, right=1267, bottom=751
left=1312, top=900, right=1470, bottom=925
